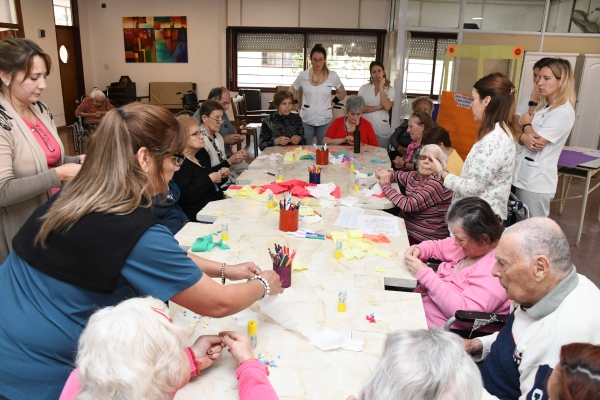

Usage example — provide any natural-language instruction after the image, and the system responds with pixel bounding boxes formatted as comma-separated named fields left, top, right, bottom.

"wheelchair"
left=71, top=116, right=100, bottom=155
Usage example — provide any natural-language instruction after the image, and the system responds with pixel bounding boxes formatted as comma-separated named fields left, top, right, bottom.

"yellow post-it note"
left=330, top=231, right=345, bottom=239
left=299, top=206, right=315, bottom=216
left=292, top=260, right=308, bottom=272
left=374, top=267, right=387, bottom=274
left=367, top=247, right=392, bottom=258
left=347, top=229, right=363, bottom=239
left=213, top=210, right=228, bottom=216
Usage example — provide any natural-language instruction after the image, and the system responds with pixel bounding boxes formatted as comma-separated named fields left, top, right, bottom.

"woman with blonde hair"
left=513, top=58, right=576, bottom=217
left=0, top=37, right=82, bottom=263
left=429, top=73, right=519, bottom=220
left=0, top=102, right=282, bottom=399
left=289, top=44, right=346, bottom=145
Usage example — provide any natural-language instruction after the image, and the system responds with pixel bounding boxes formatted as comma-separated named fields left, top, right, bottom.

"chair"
left=444, top=310, right=509, bottom=339
left=231, top=93, right=275, bottom=153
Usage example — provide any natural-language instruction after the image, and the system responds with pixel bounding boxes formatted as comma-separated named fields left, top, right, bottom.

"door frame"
left=70, top=0, right=85, bottom=98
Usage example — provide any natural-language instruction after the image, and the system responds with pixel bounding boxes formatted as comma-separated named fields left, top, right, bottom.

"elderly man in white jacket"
left=463, top=217, right=600, bottom=400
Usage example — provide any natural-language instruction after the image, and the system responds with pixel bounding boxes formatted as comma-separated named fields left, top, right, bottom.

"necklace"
left=311, top=69, right=322, bottom=84
left=183, top=153, right=202, bottom=167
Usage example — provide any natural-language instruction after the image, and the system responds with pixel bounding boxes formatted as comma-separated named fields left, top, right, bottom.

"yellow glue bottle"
left=338, top=287, right=347, bottom=312
left=267, top=192, right=274, bottom=209
left=221, top=222, right=228, bottom=241
left=354, top=177, right=359, bottom=192
left=248, top=320, right=258, bottom=349
left=334, top=238, right=342, bottom=259
left=350, top=161, right=355, bottom=172
left=277, top=167, right=284, bottom=182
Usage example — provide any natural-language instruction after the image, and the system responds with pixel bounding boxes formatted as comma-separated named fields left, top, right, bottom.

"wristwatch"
left=528, top=101, right=538, bottom=107
left=437, top=169, right=447, bottom=178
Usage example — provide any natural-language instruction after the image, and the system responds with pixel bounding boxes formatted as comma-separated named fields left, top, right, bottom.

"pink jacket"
left=412, top=237, right=510, bottom=329
left=59, top=360, right=278, bottom=400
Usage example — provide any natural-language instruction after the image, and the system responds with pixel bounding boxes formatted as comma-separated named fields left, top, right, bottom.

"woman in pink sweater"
left=403, top=197, right=510, bottom=330
left=59, top=297, right=278, bottom=400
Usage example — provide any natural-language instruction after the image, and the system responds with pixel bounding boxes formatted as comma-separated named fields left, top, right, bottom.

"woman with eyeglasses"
left=0, top=102, right=283, bottom=399
left=173, top=115, right=226, bottom=222
left=392, top=111, right=434, bottom=171
left=376, top=144, right=453, bottom=245
left=403, top=197, right=510, bottom=329
left=289, top=44, right=346, bottom=145
left=0, top=38, right=83, bottom=264
left=198, top=100, right=246, bottom=188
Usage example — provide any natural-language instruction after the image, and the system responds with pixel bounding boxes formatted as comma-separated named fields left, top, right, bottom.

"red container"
left=279, top=209, right=299, bottom=232
left=273, top=263, right=292, bottom=288
left=316, top=149, right=329, bottom=165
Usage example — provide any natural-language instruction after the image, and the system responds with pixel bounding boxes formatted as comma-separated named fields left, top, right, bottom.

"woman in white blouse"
left=429, top=73, right=519, bottom=220
left=358, top=61, right=395, bottom=149
left=513, top=58, right=576, bottom=217
left=289, top=44, right=346, bottom=145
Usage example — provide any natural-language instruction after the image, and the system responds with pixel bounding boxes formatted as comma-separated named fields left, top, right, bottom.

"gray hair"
left=345, top=95, right=365, bottom=114
left=89, top=88, right=105, bottom=100
left=358, top=329, right=482, bottom=400
left=420, top=144, right=447, bottom=169
left=504, top=217, right=572, bottom=273
left=75, top=297, right=191, bottom=400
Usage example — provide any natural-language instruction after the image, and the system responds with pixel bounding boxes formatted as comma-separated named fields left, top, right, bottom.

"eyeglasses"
left=209, top=116, right=224, bottom=123
left=30, top=125, right=55, bottom=152
left=171, top=153, right=185, bottom=167
left=190, top=130, right=201, bottom=137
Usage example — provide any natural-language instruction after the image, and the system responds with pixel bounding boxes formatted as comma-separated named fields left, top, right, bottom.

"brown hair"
left=473, top=73, right=519, bottom=141
left=176, top=114, right=199, bottom=136
left=410, top=110, right=435, bottom=134
left=0, top=37, right=52, bottom=95
left=310, top=43, right=329, bottom=77
left=273, top=90, right=294, bottom=109
left=422, top=125, right=452, bottom=148
left=411, top=97, right=434, bottom=114
left=199, top=99, right=224, bottom=118
left=368, top=61, right=391, bottom=88
left=36, top=103, right=185, bottom=246
left=551, top=343, right=600, bottom=400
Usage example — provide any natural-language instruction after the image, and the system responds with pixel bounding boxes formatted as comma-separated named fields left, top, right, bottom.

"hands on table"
left=375, top=167, right=392, bottom=184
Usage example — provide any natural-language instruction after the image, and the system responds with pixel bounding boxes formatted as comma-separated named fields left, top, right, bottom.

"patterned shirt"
left=259, top=113, right=306, bottom=150
left=381, top=171, right=453, bottom=244
left=444, top=123, right=516, bottom=220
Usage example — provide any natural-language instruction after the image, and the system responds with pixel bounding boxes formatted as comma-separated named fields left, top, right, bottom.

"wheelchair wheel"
left=72, top=122, right=86, bottom=155
left=176, top=110, right=194, bottom=117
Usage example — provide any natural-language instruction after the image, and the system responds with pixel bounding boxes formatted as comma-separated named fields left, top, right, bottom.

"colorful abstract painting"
left=123, top=16, right=188, bottom=63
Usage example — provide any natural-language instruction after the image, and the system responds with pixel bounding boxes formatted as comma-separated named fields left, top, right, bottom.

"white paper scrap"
left=334, top=205, right=364, bottom=228
left=356, top=214, right=401, bottom=237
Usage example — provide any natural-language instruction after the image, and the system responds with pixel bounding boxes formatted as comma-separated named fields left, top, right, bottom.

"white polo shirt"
left=292, top=70, right=343, bottom=126
left=513, top=101, right=575, bottom=194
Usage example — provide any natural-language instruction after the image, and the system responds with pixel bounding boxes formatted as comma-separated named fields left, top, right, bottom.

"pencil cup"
left=279, top=209, right=299, bottom=232
left=273, top=262, right=292, bottom=288
left=309, top=172, right=321, bottom=184
left=316, top=149, right=329, bottom=165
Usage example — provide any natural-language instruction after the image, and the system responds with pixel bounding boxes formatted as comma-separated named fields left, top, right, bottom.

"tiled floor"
left=58, top=126, right=600, bottom=288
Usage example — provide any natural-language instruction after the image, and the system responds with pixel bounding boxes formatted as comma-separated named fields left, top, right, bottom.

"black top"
left=173, top=148, right=224, bottom=221
left=259, top=112, right=306, bottom=150
left=12, top=193, right=160, bottom=294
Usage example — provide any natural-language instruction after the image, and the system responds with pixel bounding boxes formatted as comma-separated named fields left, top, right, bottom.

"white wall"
left=20, top=0, right=67, bottom=126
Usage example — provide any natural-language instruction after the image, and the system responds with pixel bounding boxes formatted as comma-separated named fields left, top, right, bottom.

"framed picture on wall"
left=123, top=16, right=188, bottom=63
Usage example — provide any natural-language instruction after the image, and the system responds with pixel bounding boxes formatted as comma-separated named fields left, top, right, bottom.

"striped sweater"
left=381, top=171, right=453, bottom=244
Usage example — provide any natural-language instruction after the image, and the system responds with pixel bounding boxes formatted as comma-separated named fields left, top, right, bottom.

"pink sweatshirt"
left=59, top=360, right=278, bottom=400
left=412, top=237, right=510, bottom=330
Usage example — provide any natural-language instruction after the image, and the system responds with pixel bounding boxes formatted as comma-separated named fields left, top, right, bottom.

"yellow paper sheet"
left=283, top=148, right=311, bottom=162
left=292, top=260, right=308, bottom=272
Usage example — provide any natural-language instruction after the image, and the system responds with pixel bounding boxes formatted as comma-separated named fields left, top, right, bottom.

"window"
left=404, top=33, right=457, bottom=99
left=228, top=27, right=386, bottom=92
left=53, top=0, right=72, bottom=26
left=0, top=0, right=23, bottom=39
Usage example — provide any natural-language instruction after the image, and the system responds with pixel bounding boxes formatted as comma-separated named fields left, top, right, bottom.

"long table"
left=235, top=144, right=396, bottom=210
left=173, top=200, right=426, bottom=400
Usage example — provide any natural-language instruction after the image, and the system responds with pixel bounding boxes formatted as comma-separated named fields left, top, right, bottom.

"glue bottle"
left=338, top=287, right=347, bottom=313
left=277, top=167, right=284, bottom=182
left=221, top=222, right=229, bottom=241
left=350, top=159, right=355, bottom=172
left=354, top=177, right=359, bottom=192
left=248, top=320, right=258, bottom=349
left=334, top=238, right=342, bottom=259
left=267, top=192, right=274, bottom=209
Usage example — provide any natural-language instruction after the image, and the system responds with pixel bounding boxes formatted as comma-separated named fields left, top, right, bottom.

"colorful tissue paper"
left=191, top=235, right=230, bottom=252
left=363, top=233, right=391, bottom=243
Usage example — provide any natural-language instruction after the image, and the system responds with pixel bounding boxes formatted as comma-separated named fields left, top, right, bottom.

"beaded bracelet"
left=252, top=275, right=270, bottom=300
left=221, top=263, right=226, bottom=285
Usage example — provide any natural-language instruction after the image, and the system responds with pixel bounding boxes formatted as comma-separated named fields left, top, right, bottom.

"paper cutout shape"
left=191, top=234, right=230, bottom=252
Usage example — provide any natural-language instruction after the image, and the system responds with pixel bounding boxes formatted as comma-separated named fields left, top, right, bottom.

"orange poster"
left=436, top=91, right=480, bottom=160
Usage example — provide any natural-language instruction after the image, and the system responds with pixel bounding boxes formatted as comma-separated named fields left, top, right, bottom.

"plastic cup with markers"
left=308, top=165, right=321, bottom=184
left=269, top=243, right=295, bottom=288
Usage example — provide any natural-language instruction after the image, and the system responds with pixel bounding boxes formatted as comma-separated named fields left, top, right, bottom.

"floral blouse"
left=444, top=123, right=516, bottom=220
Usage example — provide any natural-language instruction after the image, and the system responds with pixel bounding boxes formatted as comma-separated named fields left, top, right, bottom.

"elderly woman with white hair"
left=376, top=144, right=453, bottom=245
left=75, top=87, right=114, bottom=127
left=347, top=329, right=483, bottom=400
left=322, top=95, right=379, bottom=146
left=59, top=297, right=278, bottom=400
